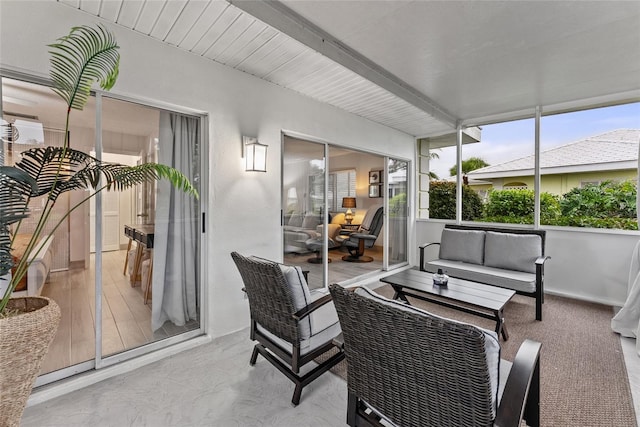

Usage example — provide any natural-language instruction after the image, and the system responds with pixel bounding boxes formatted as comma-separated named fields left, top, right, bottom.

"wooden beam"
left=228, top=0, right=457, bottom=128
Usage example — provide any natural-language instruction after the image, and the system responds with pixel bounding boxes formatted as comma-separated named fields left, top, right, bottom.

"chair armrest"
left=419, top=242, right=440, bottom=250
left=419, top=242, right=440, bottom=271
left=292, top=293, right=333, bottom=320
left=535, top=255, right=550, bottom=266
left=349, top=233, right=376, bottom=241
left=495, top=339, right=542, bottom=427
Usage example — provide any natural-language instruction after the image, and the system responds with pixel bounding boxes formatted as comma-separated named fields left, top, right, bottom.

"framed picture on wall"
left=369, top=184, right=381, bottom=198
left=369, top=170, right=380, bottom=184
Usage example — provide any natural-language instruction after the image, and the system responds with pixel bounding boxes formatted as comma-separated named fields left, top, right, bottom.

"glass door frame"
left=281, top=131, right=411, bottom=288
left=281, top=131, right=330, bottom=290
left=382, top=156, right=411, bottom=272
left=1, top=70, right=209, bottom=386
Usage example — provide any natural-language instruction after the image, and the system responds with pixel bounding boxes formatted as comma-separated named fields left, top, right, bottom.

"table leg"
left=392, top=286, right=410, bottom=304
left=130, top=243, right=144, bottom=287
left=143, top=253, right=153, bottom=305
left=123, top=237, right=132, bottom=275
left=495, top=309, right=509, bottom=341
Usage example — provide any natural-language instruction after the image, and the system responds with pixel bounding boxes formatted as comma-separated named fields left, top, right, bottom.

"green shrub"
left=483, top=189, right=560, bottom=224
left=545, top=216, right=638, bottom=230
left=428, top=181, right=483, bottom=220
left=484, top=189, right=534, bottom=218
left=389, top=192, right=407, bottom=217
left=560, top=180, right=636, bottom=219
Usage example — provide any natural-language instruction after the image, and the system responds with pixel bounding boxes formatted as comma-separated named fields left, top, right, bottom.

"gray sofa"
left=283, top=213, right=321, bottom=253
left=420, top=224, right=549, bottom=320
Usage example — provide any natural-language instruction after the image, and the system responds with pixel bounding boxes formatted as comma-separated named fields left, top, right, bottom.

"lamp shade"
left=342, top=197, right=356, bottom=209
left=245, top=139, right=267, bottom=172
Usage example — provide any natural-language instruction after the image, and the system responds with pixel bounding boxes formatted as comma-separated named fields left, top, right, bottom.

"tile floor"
left=21, top=329, right=348, bottom=426
left=21, top=310, right=640, bottom=426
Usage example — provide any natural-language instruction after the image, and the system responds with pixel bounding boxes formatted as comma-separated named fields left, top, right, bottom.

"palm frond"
left=13, top=147, right=92, bottom=201
left=0, top=167, right=35, bottom=227
left=12, top=147, right=199, bottom=202
left=0, top=232, right=13, bottom=278
left=0, top=168, right=35, bottom=277
left=48, top=24, right=119, bottom=111
left=110, top=163, right=199, bottom=199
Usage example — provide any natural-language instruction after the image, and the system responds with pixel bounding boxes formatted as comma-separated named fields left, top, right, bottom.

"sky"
left=429, top=102, right=640, bottom=180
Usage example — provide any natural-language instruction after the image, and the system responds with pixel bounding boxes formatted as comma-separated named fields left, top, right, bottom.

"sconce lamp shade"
left=244, top=138, right=268, bottom=172
left=342, top=197, right=356, bottom=224
left=342, top=197, right=356, bottom=209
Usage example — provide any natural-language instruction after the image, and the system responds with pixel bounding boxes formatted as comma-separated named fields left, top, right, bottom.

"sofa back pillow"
left=301, top=213, right=320, bottom=229
left=439, top=228, right=486, bottom=265
left=484, top=231, right=542, bottom=274
left=288, top=213, right=303, bottom=227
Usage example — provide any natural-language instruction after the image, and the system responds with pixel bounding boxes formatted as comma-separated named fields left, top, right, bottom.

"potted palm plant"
left=0, top=24, right=197, bottom=425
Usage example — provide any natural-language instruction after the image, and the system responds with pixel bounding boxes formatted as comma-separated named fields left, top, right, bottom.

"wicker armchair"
left=329, top=283, right=542, bottom=427
left=231, top=252, right=345, bottom=406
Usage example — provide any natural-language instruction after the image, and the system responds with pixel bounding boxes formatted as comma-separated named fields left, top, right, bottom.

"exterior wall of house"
left=0, top=2, right=417, bottom=339
left=471, top=169, right=637, bottom=195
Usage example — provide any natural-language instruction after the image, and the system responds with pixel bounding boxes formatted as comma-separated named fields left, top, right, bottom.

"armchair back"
left=231, top=252, right=306, bottom=344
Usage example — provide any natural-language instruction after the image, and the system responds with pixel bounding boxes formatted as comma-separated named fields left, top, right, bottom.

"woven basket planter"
left=0, top=297, right=61, bottom=427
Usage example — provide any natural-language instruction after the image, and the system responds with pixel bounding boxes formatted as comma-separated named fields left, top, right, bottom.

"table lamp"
left=342, top=197, right=356, bottom=224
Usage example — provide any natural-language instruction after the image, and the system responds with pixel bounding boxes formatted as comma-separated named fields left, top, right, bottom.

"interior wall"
left=329, top=151, right=385, bottom=214
left=0, top=1, right=416, bottom=338
left=416, top=220, right=638, bottom=307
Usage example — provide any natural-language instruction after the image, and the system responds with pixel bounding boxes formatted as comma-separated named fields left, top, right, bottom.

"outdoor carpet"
left=323, top=286, right=637, bottom=427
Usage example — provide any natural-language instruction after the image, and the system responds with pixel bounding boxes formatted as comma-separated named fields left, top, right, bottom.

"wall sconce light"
left=243, top=136, right=267, bottom=172
left=342, top=197, right=356, bottom=224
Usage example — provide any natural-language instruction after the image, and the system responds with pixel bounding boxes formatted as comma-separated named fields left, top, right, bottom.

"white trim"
left=544, top=288, right=624, bottom=308
left=461, top=90, right=640, bottom=127
left=27, top=335, right=213, bottom=407
left=470, top=161, right=638, bottom=179
left=230, top=0, right=457, bottom=128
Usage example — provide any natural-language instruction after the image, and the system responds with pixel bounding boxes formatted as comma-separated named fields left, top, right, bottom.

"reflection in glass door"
left=100, top=98, right=201, bottom=360
left=2, top=76, right=203, bottom=386
left=387, top=158, right=408, bottom=267
left=282, top=136, right=327, bottom=290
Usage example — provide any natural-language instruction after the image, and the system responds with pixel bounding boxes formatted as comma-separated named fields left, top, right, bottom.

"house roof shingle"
left=468, top=129, right=640, bottom=177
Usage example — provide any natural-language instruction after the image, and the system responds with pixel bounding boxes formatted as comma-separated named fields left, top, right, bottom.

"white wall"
left=416, top=220, right=640, bottom=307
left=0, top=2, right=416, bottom=338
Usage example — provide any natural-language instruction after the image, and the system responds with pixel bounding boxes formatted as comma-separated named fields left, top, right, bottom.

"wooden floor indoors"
left=39, top=249, right=198, bottom=375
left=284, top=245, right=384, bottom=289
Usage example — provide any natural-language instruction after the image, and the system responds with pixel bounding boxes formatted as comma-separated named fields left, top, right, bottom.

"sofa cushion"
left=301, top=213, right=320, bottom=229
left=288, top=213, right=303, bottom=227
left=278, top=264, right=312, bottom=311
left=331, top=212, right=345, bottom=224
left=257, top=289, right=341, bottom=355
left=484, top=231, right=541, bottom=274
left=440, top=228, right=486, bottom=265
left=425, top=259, right=536, bottom=293
left=354, top=286, right=501, bottom=417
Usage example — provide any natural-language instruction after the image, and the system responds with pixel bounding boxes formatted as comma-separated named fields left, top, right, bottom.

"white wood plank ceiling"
left=56, top=0, right=455, bottom=137
left=56, top=0, right=640, bottom=136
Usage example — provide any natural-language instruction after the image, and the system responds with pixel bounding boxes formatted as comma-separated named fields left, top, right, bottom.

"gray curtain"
left=152, top=112, right=200, bottom=331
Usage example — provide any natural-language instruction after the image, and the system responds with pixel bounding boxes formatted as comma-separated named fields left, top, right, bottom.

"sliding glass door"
left=386, top=158, right=409, bottom=269
left=282, top=135, right=411, bottom=287
left=282, top=136, right=327, bottom=290
left=2, top=75, right=204, bottom=386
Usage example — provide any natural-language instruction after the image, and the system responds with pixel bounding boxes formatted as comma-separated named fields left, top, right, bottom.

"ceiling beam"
left=228, top=0, right=458, bottom=128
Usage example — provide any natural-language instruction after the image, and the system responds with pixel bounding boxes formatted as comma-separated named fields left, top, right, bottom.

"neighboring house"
left=467, top=129, right=640, bottom=195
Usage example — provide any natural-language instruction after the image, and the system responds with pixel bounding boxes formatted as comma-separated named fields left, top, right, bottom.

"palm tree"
left=427, top=150, right=440, bottom=180
left=0, top=25, right=197, bottom=313
left=449, top=157, right=489, bottom=185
